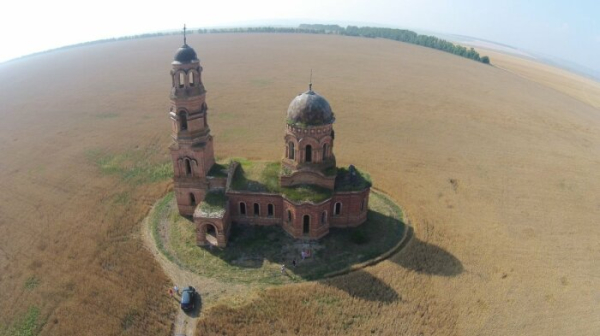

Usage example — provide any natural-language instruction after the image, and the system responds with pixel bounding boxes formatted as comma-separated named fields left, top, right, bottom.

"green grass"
left=150, top=193, right=177, bottom=264
left=24, top=277, right=39, bottom=291
left=198, top=190, right=227, bottom=218
left=5, top=306, right=42, bottom=336
left=230, top=159, right=333, bottom=203
left=334, top=166, right=372, bottom=191
left=85, top=147, right=171, bottom=185
left=207, top=162, right=229, bottom=178
left=150, top=190, right=404, bottom=285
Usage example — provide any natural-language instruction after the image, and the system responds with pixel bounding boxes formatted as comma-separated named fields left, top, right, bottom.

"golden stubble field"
left=0, top=33, right=599, bottom=335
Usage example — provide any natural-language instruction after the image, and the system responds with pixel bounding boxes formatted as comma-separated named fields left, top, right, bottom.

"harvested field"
left=0, top=33, right=599, bottom=335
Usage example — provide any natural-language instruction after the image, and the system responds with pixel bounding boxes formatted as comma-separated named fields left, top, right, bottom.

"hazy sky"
left=1, top=0, right=598, bottom=72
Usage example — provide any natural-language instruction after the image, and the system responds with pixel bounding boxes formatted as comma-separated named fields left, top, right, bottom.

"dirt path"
left=140, top=205, right=248, bottom=336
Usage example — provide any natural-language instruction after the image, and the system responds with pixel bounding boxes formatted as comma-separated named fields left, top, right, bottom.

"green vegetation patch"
left=198, top=190, right=227, bottom=218
left=207, top=162, right=229, bottom=178
left=335, top=166, right=372, bottom=191
left=5, top=306, right=42, bottom=336
left=150, top=190, right=404, bottom=285
left=24, top=277, right=39, bottom=291
left=85, top=147, right=171, bottom=185
left=230, top=159, right=332, bottom=203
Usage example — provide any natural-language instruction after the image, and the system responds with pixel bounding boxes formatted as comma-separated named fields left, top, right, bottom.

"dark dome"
left=286, top=90, right=335, bottom=126
left=173, top=44, right=198, bottom=63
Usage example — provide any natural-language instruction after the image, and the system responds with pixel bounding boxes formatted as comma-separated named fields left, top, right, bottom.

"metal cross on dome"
left=183, top=24, right=187, bottom=45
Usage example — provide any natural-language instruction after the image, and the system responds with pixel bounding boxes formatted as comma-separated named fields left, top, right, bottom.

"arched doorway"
left=303, top=215, right=310, bottom=235
left=204, top=223, right=218, bottom=246
left=305, top=145, right=312, bottom=162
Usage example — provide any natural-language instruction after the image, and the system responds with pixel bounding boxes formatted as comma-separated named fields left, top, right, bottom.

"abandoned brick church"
left=168, top=34, right=371, bottom=247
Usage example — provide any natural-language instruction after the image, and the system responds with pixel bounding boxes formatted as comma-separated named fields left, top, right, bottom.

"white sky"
left=1, top=0, right=598, bottom=72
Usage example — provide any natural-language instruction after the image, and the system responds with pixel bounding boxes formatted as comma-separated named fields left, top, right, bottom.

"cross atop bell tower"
left=168, top=28, right=216, bottom=216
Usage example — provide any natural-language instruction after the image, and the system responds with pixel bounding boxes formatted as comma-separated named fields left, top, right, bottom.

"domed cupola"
left=173, top=44, right=198, bottom=64
left=172, top=25, right=199, bottom=64
left=286, top=86, right=335, bottom=127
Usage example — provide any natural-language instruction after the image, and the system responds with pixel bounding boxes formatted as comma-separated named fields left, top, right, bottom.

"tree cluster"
left=200, top=24, right=491, bottom=65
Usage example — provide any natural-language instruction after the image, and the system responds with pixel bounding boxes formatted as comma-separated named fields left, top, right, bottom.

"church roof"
left=286, top=89, right=335, bottom=127
left=173, top=44, right=198, bottom=64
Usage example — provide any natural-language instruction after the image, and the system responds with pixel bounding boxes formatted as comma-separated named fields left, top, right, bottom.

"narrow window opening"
left=361, top=199, right=366, bottom=212
left=190, top=193, right=196, bottom=205
left=239, top=202, right=246, bottom=216
left=179, top=111, right=188, bottom=131
left=268, top=204, right=274, bottom=217
left=185, top=159, right=192, bottom=176
left=253, top=203, right=260, bottom=217
left=321, top=211, right=327, bottom=224
left=287, top=210, right=292, bottom=222
left=289, top=142, right=295, bottom=160
left=179, top=72, right=185, bottom=88
left=322, top=143, right=328, bottom=160
left=188, top=72, right=194, bottom=86
left=305, top=145, right=312, bottom=162
left=303, top=215, right=310, bottom=234
left=334, top=202, right=342, bottom=216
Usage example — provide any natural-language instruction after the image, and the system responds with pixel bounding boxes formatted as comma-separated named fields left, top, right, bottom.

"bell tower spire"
left=168, top=31, right=216, bottom=216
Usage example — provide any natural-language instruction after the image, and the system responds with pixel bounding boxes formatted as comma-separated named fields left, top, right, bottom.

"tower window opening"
left=305, top=145, right=312, bottom=162
left=188, top=72, right=195, bottom=86
left=268, top=204, right=274, bottom=217
left=190, top=193, right=196, bottom=205
left=287, top=210, right=292, bottom=222
left=321, top=211, right=327, bottom=225
left=288, top=142, right=295, bottom=160
left=239, top=202, right=246, bottom=216
left=323, top=143, right=328, bottom=160
left=179, top=111, right=188, bottom=131
left=253, top=203, right=260, bottom=217
left=334, top=202, right=342, bottom=216
left=179, top=72, right=185, bottom=88
left=303, top=215, right=310, bottom=234
left=185, top=159, right=192, bottom=176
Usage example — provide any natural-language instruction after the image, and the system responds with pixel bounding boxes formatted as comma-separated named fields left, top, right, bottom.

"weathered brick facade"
left=167, top=36, right=370, bottom=248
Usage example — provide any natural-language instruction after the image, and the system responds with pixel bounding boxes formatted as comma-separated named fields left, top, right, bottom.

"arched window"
left=322, top=143, right=328, bottom=160
left=268, top=204, right=274, bottom=217
left=179, top=111, right=188, bottom=131
left=239, top=202, right=246, bottom=216
left=188, top=72, right=195, bottom=86
left=287, top=210, right=292, bottom=222
left=288, top=142, right=295, bottom=160
left=253, top=203, right=260, bottom=217
left=334, top=202, right=342, bottom=216
left=185, top=159, right=192, bottom=176
left=321, top=211, right=327, bottom=224
left=305, top=145, right=312, bottom=162
left=190, top=193, right=196, bottom=205
left=303, top=215, right=310, bottom=234
left=179, top=72, right=185, bottom=88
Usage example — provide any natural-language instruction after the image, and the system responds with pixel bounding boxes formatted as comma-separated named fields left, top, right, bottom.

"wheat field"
left=0, top=33, right=599, bottom=335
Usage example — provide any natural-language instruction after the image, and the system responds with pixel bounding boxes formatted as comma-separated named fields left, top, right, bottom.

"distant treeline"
left=200, top=24, right=490, bottom=64
left=10, top=24, right=489, bottom=65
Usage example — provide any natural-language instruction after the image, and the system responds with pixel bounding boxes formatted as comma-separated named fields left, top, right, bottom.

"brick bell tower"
left=169, top=25, right=215, bottom=216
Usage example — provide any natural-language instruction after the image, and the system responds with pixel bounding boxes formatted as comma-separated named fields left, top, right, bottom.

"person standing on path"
left=174, top=285, right=179, bottom=296
left=292, top=259, right=297, bottom=268
left=281, top=264, right=286, bottom=274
